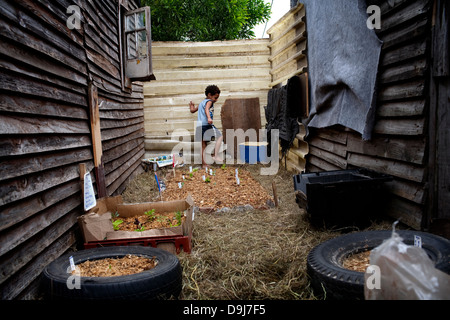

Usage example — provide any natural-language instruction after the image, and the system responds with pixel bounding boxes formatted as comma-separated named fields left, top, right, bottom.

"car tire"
left=307, top=230, right=450, bottom=300
left=42, top=246, right=182, bottom=300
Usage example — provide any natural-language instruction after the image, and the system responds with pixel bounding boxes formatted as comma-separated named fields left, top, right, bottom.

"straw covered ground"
left=122, top=163, right=395, bottom=300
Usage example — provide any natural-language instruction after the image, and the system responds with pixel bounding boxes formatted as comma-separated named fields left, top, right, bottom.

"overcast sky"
left=252, top=0, right=292, bottom=38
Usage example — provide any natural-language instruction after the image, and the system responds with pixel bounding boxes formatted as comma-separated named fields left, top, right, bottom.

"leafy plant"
left=135, top=225, right=145, bottom=232
left=142, top=0, right=271, bottom=41
left=144, top=209, right=156, bottom=220
left=112, top=211, right=123, bottom=231
left=221, top=163, right=226, bottom=170
left=176, top=211, right=183, bottom=226
left=170, top=211, right=183, bottom=227
left=156, top=216, right=167, bottom=225
left=112, top=219, right=123, bottom=231
left=205, top=176, right=211, bottom=183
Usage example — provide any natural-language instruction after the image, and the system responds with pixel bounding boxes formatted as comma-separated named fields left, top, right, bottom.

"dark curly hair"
left=205, top=85, right=221, bottom=96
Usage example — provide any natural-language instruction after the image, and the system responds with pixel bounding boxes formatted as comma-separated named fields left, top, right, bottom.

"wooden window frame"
left=118, top=2, right=155, bottom=93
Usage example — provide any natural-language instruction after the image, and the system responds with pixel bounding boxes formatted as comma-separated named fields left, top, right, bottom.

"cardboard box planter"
left=78, top=195, right=194, bottom=243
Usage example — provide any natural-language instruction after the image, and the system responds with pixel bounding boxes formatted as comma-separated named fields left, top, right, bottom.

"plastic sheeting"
left=302, top=0, right=382, bottom=140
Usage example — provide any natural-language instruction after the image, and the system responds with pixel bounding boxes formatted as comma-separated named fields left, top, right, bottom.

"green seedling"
left=221, top=163, right=226, bottom=170
left=112, top=219, right=123, bottom=231
left=144, top=209, right=156, bottom=220
left=111, top=211, right=123, bottom=230
left=205, top=177, right=211, bottom=183
left=155, top=216, right=167, bottom=225
left=134, top=217, right=145, bottom=231
left=169, top=211, right=183, bottom=227
left=135, top=225, right=145, bottom=232
left=175, top=211, right=183, bottom=226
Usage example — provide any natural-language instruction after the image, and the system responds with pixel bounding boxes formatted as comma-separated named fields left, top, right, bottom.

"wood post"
left=272, top=181, right=279, bottom=207
left=88, top=82, right=107, bottom=198
left=79, top=163, right=87, bottom=212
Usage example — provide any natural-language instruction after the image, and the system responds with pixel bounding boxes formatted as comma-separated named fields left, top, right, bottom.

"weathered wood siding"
left=267, top=3, right=306, bottom=87
left=0, top=0, right=145, bottom=299
left=428, top=0, right=450, bottom=222
left=304, top=0, right=435, bottom=230
left=143, top=39, right=271, bottom=156
left=267, top=3, right=308, bottom=173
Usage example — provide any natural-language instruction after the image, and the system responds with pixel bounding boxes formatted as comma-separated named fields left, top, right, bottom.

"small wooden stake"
left=272, top=181, right=279, bottom=207
left=80, top=163, right=86, bottom=202
left=172, top=153, right=176, bottom=178
left=79, top=163, right=88, bottom=212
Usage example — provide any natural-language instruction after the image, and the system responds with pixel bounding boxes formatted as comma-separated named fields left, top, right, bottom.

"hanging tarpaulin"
left=142, top=154, right=174, bottom=168
left=302, top=0, right=382, bottom=140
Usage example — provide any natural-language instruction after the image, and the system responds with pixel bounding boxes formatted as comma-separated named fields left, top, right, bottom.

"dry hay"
left=122, top=170, right=160, bottom=203
left=177, top=164, right=337, bottom=300
left=122, top=163, right=397, bottom=300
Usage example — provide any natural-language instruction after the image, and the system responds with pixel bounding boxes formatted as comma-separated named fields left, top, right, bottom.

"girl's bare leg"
left=213, top=136, right=223, bottom=163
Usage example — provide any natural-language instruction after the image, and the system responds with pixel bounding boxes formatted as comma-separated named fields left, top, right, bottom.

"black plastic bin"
left=293, top=168, right=393, bottom=229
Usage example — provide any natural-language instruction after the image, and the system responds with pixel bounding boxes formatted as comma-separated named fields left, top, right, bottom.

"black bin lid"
left=293, top=168, right=393, bottom=193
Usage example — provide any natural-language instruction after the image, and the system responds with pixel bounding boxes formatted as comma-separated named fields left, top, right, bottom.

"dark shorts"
left=196, top=124, right=222, bottom=142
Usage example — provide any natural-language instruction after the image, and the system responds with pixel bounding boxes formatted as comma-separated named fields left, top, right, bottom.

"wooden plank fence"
left=0, top=0, right=145, bottom=299
left=143, top=39, right=271, bottom=158
left=267, top=3, right=309, bottom=173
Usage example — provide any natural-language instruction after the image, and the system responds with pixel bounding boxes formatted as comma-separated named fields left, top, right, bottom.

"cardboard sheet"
left=78, top=195, right=194, bottom=243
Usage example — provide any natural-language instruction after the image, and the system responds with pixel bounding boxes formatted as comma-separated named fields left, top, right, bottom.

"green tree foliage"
left=141, top=0, right=271, bottom=41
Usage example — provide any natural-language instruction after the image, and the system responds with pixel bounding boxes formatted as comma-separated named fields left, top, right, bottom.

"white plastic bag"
left=365, top=222, right=450, bottom=300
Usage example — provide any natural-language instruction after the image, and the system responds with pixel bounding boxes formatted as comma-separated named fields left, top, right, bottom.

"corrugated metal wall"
left=143, top=39, right=271, bottom=157
left=0, top=0, right=145, bottom=299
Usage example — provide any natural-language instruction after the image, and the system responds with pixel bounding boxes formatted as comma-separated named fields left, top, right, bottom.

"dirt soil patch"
left=161, top=165, right=273, bottom=209
left=74, top=254, right=157, bottom=277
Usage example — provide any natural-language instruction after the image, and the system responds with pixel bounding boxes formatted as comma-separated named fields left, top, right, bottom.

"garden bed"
left=162, top=165, right=274, bottom=210
left=123, top=164, right=274, bottom=210
left=112, top=210, right=185, bottom=232
left=121, top=163, right=397, bottom=299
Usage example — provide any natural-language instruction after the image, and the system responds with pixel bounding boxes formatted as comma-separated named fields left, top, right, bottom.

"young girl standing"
left=190, top=85, right=223, bottom=167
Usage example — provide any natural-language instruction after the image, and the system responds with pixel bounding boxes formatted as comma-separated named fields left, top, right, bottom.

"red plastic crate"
left=84, top=234, right=191, bottom=254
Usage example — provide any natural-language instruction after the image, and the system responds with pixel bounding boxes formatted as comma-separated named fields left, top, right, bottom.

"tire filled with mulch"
left=41, top=246, right=182, bottom=300
left=307, top=230, right=450, bottom=300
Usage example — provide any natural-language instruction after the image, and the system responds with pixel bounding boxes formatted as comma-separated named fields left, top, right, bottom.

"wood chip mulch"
left=342, top=250, right=371, bottom=272
left=160, top=165, right=274, bottom=209
left=114, top=212, right=185, bottom=231
left=73, top=254, right=157, bottom=277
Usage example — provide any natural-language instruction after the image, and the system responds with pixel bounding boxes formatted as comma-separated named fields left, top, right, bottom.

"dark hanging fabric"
left=286, top=75, right=303, bottom=119
left=301, top=0, right=382, bottom=140
left=265, top=76, right=301, bottom=161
